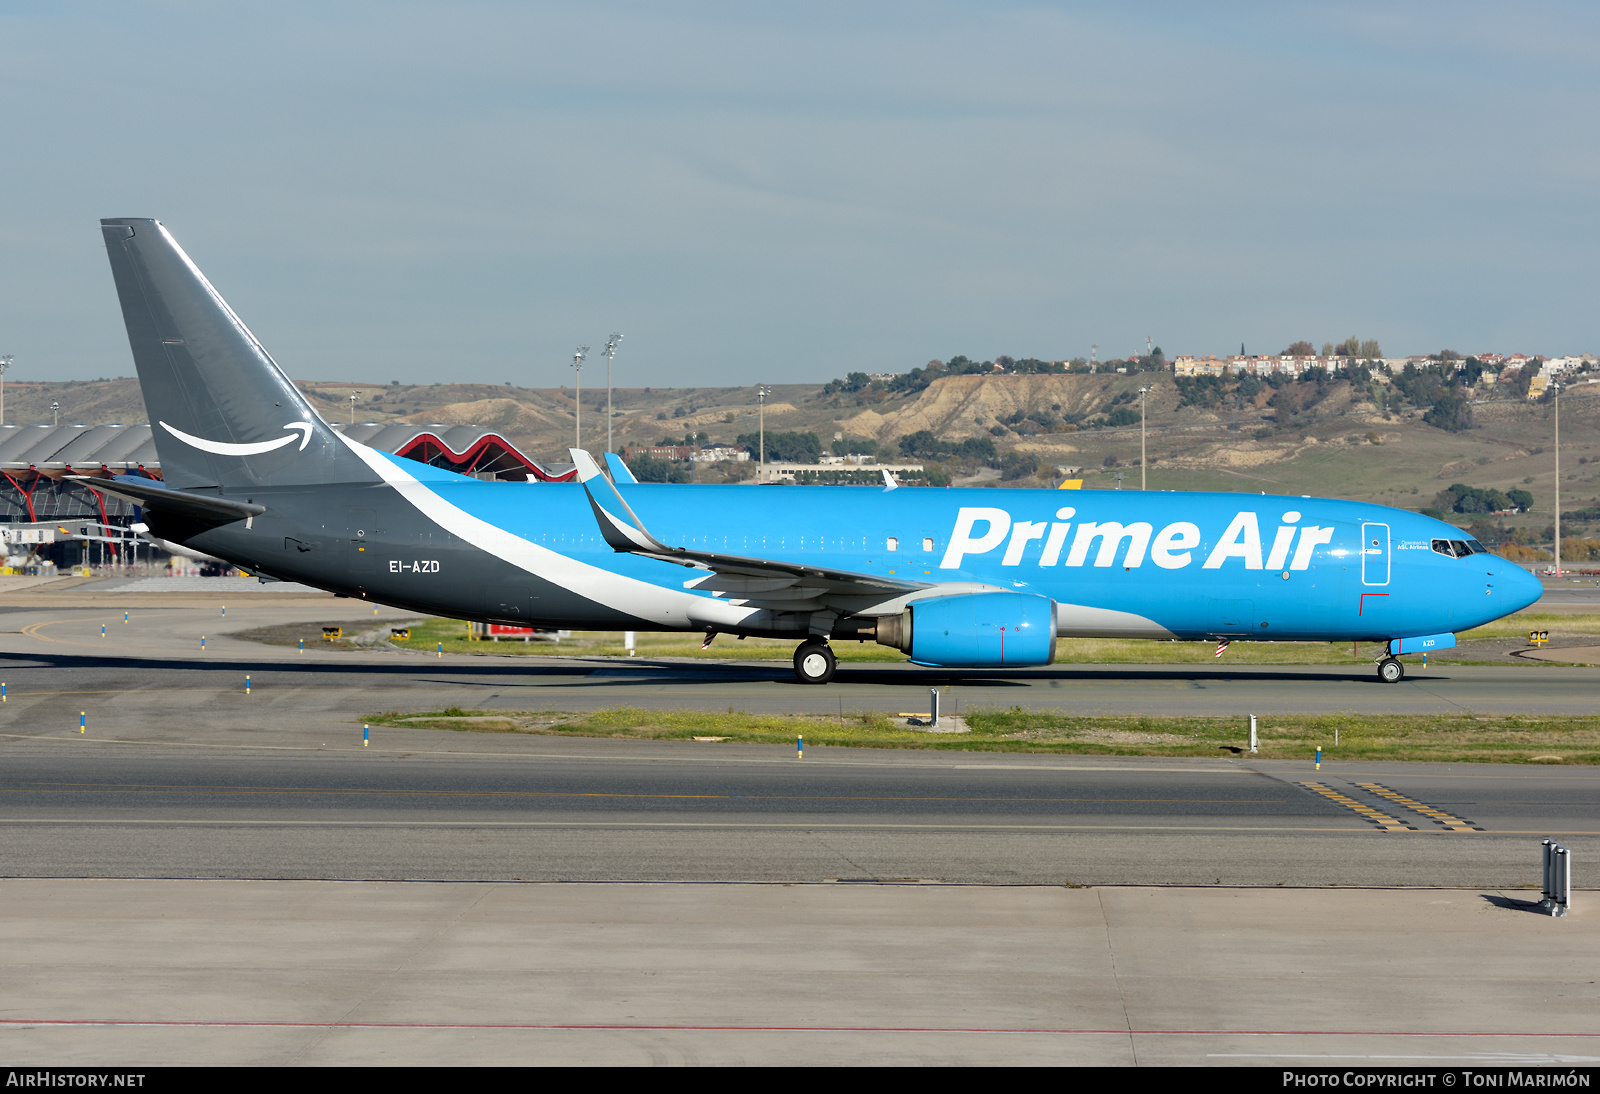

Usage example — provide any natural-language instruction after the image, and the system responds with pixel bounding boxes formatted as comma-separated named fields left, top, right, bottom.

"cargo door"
left=1361, top=522, right=1390, bottom=587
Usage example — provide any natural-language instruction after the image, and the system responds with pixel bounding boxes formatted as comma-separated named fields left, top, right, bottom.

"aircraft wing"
left=568, top=450, right=926, bottom=611
left=64, top=475, right=265, bottom=523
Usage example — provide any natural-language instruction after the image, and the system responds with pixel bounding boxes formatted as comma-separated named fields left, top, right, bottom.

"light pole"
left=572, top=345, right=589, bottom=449
left=50, top=400, right=60, bottom=427
left=348, top=390, right=361, bottom=424
left=603, top=332, right=622, bottom=454
left=1138, top=384, right=1151, bottom=490
left=756, top=385, right=771, bottom=484
left=1553, top=380, right=1562, bottom=579
left=0, top=354, right=11, bottom=426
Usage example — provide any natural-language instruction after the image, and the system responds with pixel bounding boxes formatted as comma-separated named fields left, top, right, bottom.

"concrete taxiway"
left=2, top=880, right=1594, bottom=1066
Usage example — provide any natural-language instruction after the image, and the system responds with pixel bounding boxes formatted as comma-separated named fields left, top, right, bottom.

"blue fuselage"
left=219, top=455, right=1541, bottom=644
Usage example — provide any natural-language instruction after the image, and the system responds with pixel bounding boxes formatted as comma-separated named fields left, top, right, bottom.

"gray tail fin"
left=99, top=218, right=379, bottom=491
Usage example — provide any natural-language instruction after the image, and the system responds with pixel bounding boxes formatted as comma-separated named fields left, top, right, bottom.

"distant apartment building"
left=624, top=444, right=698, bottom=462
left=760, top=461, right=924, bottom=484
left=1169, top=348, right=1589, bottom=391
left=626, top=443, right=752, bottom=464
left=1172, top=354, right=1376, bottom=379
left=1171, top=355, right=1226, bottom=376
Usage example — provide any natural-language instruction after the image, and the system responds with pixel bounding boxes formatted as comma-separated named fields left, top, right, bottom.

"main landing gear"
left=794, top=640, right=837, bottom=685
left=1376, top=657, right=1405, bottom=684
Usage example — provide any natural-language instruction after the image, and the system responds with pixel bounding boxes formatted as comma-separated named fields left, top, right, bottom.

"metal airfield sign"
left=89, top=218, right=1543, bottom=685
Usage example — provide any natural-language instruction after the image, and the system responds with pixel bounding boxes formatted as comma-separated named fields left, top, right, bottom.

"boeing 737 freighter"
left=85, top=219, right=1544, bottom=684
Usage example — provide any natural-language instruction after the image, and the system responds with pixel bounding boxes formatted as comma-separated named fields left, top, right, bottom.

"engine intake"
left=874, top=592, right=1057, bottom=668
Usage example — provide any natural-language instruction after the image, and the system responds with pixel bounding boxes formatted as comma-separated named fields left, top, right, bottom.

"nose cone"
left=1499, top=560, right=1544, bottom=614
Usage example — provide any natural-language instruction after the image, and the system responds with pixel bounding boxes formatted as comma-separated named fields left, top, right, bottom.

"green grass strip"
left=363, top=707, right=1600, bottom=764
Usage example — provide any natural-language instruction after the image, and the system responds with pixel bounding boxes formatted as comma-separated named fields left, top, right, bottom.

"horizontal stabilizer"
left=65, top=475, right=264, bottom=523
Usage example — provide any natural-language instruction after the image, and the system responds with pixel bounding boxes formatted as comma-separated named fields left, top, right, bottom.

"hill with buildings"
left=11, top=359, right=1600, bottom=560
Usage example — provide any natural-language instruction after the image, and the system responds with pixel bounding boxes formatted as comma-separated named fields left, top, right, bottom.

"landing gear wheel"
left=794, top=641, right=837, bottom=685
left=1377, top=657, right=1404, bottom=684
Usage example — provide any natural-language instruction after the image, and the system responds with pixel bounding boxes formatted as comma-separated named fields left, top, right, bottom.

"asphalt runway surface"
left=3, top=729, right=1598, bottom=886
left=1536, top=579, right=1600, bottom=609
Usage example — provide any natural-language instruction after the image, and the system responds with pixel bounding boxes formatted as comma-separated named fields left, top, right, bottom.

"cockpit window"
left=1466, top=539, right=1489, bottom=554
left=1431, top=539, right=1473, bottom=559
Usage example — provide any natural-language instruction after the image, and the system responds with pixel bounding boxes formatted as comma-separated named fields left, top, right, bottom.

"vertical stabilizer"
left=99, top=218, right=378, bottom=491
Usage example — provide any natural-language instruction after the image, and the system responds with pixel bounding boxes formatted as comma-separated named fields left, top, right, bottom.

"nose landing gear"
left=794, top=640, right=837, bottom=685
left=1376, top=657, right=1405, bottom=683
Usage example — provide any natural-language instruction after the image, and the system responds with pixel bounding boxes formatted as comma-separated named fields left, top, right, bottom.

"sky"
left=2, top=1, right=1598, bottom=388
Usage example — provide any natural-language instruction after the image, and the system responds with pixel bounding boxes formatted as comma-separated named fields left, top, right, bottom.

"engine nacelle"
left=875, top=592, right=1057, bottom=668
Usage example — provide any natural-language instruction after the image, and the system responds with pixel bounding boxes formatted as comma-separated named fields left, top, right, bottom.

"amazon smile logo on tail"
left=160, top=420, right=314, bottom=456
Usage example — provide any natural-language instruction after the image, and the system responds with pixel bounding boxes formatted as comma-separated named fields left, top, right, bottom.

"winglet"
left=604, top=452, right=639, bottom=484
left=569, top=448, right=670, bottom=554
left=569, top=448, right=608, bottom=484
left=881, top=468, right=898, bottom=491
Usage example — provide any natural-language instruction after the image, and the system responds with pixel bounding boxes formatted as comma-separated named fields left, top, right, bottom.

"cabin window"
left=886, top=537, right=898, bottom=551
left=921, top=537, right=934, bottom=553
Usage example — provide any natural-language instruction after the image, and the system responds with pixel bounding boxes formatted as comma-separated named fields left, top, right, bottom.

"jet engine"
left=874, top=591, right=1057, bottom=668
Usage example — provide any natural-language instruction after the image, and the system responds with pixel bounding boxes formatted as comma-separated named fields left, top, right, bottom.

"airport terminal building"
left=0, top=422, right=569, bottom=571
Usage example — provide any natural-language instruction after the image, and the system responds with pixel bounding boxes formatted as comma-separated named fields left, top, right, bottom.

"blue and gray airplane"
left=87, top=218, right=1543, bottom=685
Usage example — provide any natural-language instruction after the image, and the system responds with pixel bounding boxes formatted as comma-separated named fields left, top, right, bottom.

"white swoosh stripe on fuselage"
left=335, top=434, right=1175, bottom=637
left=333, top=432, right=768, bottom=630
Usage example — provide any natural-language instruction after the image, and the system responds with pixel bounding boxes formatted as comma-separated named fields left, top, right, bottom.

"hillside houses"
left=1170, top=354, right=1381, bottom=378
left=1172, top=351, right=1595, bottom=399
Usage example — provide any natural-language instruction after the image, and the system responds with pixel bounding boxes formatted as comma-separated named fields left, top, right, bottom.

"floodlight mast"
left=1138, top=385, right=1151, bottom=489
left=1554, top=380, right=1562, bottom=579
left=603, top=333, right=622, bottom=454
left=756, top=385, right=771, bottom=483
left=572, top=345, right=589, bottom=449
left=348, top=390, right=361, bottom=424
left=0, top=354, right=11, bottom=426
